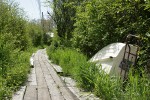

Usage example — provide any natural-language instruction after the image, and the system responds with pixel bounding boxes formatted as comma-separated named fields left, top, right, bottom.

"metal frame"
left=120, top=34, right=140, bottom=81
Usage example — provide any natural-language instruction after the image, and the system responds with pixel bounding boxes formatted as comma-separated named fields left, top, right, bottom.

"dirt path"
left=13, top=49, right=78, bottom=100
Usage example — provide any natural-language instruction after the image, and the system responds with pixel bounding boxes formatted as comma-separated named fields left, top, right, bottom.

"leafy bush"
left=72, top=0, right=150, bottom=57
left=27, top=21, right=43, bottom=47
left=47, top=0, right=150, bottom=99
left=0, top=0, right=43, bottom=99
left=0, top=49, right=32, bottom=99
left=0, top=33, right=15, bottom=77
left=6, top=51, right=31, bottom=88
left=0, top=0, right=32, bottom=50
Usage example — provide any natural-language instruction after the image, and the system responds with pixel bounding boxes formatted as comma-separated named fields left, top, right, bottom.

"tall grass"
left=47, top=47, right=87, bottom=76
left=47, top=46, right=96, bottom=90
left=47, top=47, right=150, bottom=100
left=123, top=69, right=150, bottom=100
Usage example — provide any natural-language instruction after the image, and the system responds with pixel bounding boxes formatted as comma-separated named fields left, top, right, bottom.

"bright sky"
left=14, top=0, right=52, bottom=20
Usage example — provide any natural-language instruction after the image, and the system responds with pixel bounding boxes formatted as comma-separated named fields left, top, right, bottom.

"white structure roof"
left=90, top=42, right=138, bottom=78
left=90, top=43, right=125, bottom=62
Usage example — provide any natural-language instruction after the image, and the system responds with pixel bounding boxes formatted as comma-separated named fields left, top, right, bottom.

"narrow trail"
left=13, top=49, right=78, bottom=100
left=13, top=49, right=100, bottom=100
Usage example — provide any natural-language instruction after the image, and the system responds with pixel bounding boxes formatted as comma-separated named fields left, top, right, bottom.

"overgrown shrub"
left=0, top=33, right=15, bottom=77
left=0, top=49, right=31, bottom=99
left=0, top=0, right=32, bottom=50
left=27, top=21, right=43, bottom=47
left=72, top=0, right=150, bottom=58
left=0, top=0, right=43, bottom=99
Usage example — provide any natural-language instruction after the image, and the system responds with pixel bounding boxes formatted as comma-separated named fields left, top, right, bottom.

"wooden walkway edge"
left=13, top=49, right=79, bottom=100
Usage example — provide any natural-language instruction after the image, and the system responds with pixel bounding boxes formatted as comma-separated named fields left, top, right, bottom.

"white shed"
left=90, top=43, right=138, bottom=79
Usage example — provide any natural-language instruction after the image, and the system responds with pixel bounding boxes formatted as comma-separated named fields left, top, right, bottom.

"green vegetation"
left=72, top=0, right=150, bottom=58
left=47, top=48, right=150, bottom=100
left=50, top=0, right=150, bottom=59
left=0, top=0, right=43, bottom=99
left=52, top=0, right=76, bottom=42
left=47, top=0, right=150, bottom=99
left=0, top=51, right=32, bottom=99
left=0, top=0, right=149, bottom=99
left=48, top=47, right=88, bottom=76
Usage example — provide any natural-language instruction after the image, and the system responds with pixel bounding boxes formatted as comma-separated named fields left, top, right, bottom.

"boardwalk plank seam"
left=41, top=57, right=64, bottom=100
left=36, top=52, right=51, bottom=100
left=22, top=49, right=79, bottom=100
left=41, top=55, right=78, bottom=100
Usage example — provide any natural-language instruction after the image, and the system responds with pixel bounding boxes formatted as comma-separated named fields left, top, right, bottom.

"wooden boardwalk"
left=14, top=49, right=78, bottom=100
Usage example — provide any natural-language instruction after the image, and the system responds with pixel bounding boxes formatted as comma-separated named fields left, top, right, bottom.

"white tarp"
left=90, top=42, right=138, bottom=78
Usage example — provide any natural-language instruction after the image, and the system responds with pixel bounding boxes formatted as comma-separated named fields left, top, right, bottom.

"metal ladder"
left=119, top=34, right=140, bottom=81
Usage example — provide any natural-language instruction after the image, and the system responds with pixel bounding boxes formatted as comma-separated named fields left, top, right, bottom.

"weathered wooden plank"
left=59, top=87, right=79, bottom=100
left=33, top=60, right=40, bottom=67
left=39, top=59, right=64, bottom=100
left=38, top=87, right=51, bottom=100
left=44, top=60, right=78, bottom=100
left=12, top=86, right=26, bottom=100
left=35, top=63, right=47, bottom=87
left=39, top=52, right=77, bottom=100
left=61, top=76, right=100, bottom=100
left=60, top=76, right=80, bottom=99
left=32, top=49, right=78, bottom=100
left=41, top=59, right=63, bottom=74
left=27, top=67, right=37, bottom=86
left=13, top=49, right=81, bottom=100
left=43, top=70, right=64, bottom=100
left=34, top=54, right=51, bottom=100
left=23, top=86, right=37, bottom=100
left=45, top=61, right=65, bottom=87
left=48, top=85, right=64, bottom=100
left=51, top=63, right=63, bottom=73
